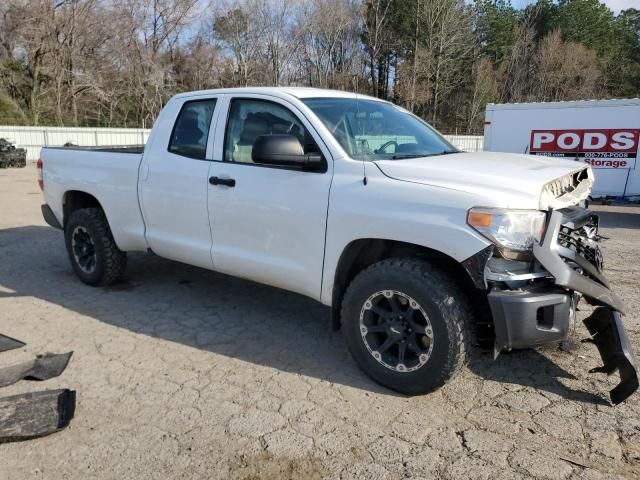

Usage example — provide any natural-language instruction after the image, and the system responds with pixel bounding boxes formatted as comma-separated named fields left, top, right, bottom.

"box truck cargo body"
left=483, top=99, right=640, bottom=199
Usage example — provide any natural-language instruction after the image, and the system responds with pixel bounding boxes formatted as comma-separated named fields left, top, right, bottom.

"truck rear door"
left=139, top=95, right=220, bottom=268
left=207, top=94, right=333, bottom=300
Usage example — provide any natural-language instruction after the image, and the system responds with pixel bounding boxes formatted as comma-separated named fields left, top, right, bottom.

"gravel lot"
left=1, top=166, right=639, bottom=479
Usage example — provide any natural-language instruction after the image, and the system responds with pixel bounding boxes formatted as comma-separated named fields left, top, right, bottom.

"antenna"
left=354, top=91, right=367, bottom=185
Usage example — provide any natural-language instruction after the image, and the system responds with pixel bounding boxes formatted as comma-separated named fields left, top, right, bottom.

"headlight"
left=467, top=208, right=546, bottom=256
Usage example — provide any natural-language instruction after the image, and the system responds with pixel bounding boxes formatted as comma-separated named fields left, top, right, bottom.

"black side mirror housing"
left=252, top=134, right=323, bottom=170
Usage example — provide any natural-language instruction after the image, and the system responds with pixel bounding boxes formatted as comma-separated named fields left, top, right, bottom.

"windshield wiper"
left=391, top=154, right=427, bottom=159
left=391, top=150, right=457, bottom=160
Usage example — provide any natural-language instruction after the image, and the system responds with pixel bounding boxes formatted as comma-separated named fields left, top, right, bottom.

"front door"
left=139, top=97, right=219, bottom=268
left=207, top=95, right=333, bottom=299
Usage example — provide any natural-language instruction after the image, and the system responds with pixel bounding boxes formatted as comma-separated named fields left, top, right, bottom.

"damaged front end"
left=485, top=207, right=638, bottom=404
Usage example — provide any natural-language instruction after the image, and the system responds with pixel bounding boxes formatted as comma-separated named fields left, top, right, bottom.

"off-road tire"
left=64, top=208, right=127, bottom=286
left=341, top=258, right=470, bottom=395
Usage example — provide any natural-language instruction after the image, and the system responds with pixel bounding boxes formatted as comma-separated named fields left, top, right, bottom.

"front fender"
left=320, top=161, right=493, bottom=306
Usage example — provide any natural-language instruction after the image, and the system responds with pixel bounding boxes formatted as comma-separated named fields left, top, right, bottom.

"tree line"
left=0, top=0, right=638, bottom=133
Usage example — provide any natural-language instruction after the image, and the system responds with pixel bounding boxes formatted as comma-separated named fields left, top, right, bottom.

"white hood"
left=374, top=151, right=592, bottom=210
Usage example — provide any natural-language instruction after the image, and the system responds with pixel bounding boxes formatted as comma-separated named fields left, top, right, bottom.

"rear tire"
left=64, top=208, right=127, bottom=286
left=341, top=258, right=469, bottom=395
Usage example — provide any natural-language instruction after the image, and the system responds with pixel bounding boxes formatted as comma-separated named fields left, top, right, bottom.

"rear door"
left=207, top=94, right=333, bottom=299
left=139, top=96, right=219, bottom=268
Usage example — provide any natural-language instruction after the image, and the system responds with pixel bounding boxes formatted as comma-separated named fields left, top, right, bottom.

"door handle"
left=209, top=176, right=236, bottom=187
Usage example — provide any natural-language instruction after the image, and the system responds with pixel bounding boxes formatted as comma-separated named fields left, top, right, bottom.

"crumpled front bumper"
left=583, top=307, right=638, bottom=404
left=487, top=208, right=638, bottom=404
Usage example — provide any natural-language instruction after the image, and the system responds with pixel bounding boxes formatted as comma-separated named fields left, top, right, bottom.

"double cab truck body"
left=39, top=87, right=638, bottom=403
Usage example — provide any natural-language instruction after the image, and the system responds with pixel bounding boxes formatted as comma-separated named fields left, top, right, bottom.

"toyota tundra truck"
left=38, top=87, right=638, bottom=403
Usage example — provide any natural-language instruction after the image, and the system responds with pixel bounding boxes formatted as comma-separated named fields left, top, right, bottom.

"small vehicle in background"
left=0, top=138, right=26, bottom=168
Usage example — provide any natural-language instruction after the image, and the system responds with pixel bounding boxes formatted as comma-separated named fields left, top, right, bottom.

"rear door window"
left=168, top=99, right=217, bottom=160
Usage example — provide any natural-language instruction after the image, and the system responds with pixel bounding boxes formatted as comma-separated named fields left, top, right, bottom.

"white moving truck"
left=483, top=99, right=640, bottom=200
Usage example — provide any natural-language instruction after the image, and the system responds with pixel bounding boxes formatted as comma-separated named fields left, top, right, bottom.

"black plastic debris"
left=0, top=389, right=76, bottom=442
left=0, top=352, right=73, bottom=388
left=584, top=306, right=638, bottom=404
left=0, top=335, right=25, bottom=354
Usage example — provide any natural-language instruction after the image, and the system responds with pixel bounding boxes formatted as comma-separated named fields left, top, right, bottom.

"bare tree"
left=394, top=0, right=474, bottom=127
left=0, top=0, right=634, bottom=131
left=466, top=57, right=498, bottom=133
left=533, top=30, right=602, bottom=101
left=500, top=12, right=537, bottom=103
left=6, top=0, right=59, bottom=125
left=295, top=0, right=364, bottom=89
left=259, top=0, right=301, bottom=86
left=111, top=0, right=199, bottom=125
left=213, top=3, right=266, bottom=86
left=362, top=0, right=393, bottom=97
left=427, top=0, right=474, bottom=125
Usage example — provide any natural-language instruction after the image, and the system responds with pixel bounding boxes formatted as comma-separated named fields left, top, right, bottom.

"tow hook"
left=583, top=306, right=639, bottom=404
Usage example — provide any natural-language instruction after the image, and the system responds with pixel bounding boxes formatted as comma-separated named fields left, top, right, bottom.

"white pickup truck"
left=39, top=87, right=637, bottom=403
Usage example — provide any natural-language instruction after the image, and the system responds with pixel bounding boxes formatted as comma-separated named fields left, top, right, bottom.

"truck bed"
left=41, top=145, right=148, bottom=252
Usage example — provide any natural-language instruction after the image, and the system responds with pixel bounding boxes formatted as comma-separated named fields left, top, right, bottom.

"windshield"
left=301, top=97, right=458, bottom=161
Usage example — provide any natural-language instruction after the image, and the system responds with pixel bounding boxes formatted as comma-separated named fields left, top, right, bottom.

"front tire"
left=341, top=258, right=469, bottom=395
left=64, top=208, right=127, bottom=286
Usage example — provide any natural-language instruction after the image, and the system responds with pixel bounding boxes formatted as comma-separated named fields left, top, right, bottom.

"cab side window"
left=224, top=98, right=320, bottom=164
left=168, top=99, right=217, bottom=160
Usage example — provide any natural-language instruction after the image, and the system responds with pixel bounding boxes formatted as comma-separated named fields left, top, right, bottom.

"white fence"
left=0, top=126, right=151, bottom=162
left=0, top=126, right=483, bottom=162
left=445, top=135, right=484, bottom=152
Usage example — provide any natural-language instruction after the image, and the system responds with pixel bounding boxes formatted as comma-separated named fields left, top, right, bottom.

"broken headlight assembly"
left=467, top=208, right=547, bottom=260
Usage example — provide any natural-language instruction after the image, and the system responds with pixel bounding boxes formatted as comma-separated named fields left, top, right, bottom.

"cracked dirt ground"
left=0, top=166, right=639, bottom=479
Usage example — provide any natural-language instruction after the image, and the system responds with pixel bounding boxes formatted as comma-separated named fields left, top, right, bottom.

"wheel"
left=341, top=258, right=469, bottom=395
left=64, top=208, right=127, bottom=286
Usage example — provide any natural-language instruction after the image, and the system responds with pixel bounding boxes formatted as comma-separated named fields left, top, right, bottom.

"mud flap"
left=583, top=307, right=638, bottom=404
left=0, top=389, right=76, bottom=443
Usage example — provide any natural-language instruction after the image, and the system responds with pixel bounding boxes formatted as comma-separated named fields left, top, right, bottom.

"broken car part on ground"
left=0, top=389, right=76, bottom=443
left=0, top=335, right=25, bottom=354
left=0, top=336, right=75, bottom=443
left=0, top=352, right=73, bottom=388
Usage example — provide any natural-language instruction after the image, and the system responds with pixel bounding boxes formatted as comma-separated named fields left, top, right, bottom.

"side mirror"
left=252, top=134, right=323, bottom=170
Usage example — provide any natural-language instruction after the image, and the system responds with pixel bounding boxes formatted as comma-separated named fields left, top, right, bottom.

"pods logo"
left=529, top=129, right=639, bottom=169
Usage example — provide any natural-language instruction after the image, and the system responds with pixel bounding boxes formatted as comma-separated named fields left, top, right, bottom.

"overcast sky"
left=511, top=0, right=638, bottom=13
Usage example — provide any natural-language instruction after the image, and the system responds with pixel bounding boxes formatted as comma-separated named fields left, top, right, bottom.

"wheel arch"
left=62, top=190, right=103, bottom=227
left=329, top=238, right=490, bottom=335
